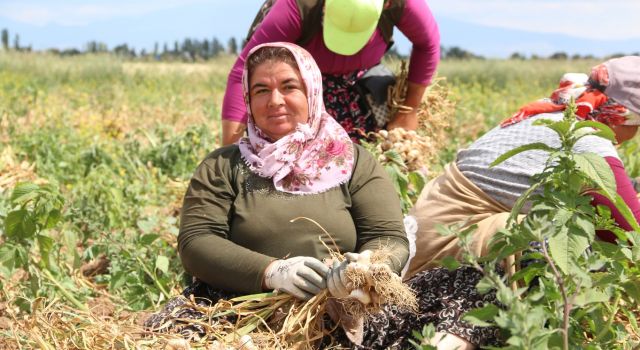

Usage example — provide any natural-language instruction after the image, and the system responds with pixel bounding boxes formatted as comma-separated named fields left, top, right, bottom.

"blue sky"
left=0, top=0, right=639, bottom=58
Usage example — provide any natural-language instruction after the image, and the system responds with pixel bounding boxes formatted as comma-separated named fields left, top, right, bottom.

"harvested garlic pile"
left=373, top=128, right=435, bottom=173
left=342, top=251, right=417, bottom=314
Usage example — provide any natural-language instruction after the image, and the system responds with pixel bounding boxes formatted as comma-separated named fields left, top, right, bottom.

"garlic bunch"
left=373, top=128, right=434, bottom=173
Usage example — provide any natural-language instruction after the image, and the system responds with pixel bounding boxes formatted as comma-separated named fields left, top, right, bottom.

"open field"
left=1, top=53, right=638, bottom=348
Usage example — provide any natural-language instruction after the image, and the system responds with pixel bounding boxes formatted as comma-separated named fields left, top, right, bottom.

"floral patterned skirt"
left=144, top=266, right=502, bottom=348
left=322, top=71, right=379, bottom=143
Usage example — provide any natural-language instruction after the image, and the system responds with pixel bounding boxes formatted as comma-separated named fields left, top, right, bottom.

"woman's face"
left=249, top=60, right=309, bottom=141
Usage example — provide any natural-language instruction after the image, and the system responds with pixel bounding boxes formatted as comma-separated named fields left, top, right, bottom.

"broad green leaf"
left=463, top=304, right=499, bottom=327
left=4, top=209, right=28, bottom=238
left=531, top=118, right=557, bottom=126
left=621, top=279, right=640, bottom=303
left=439, top=256, right=460, bottom=271
left=567, top=227, right=590, bottom=259
left=552, top=208, right=572, bottom=228
left=37, top=234, right=55, bottom=270
left=548, top=234, right=569, bottom=274
left=574, top=215, right=595, bottom=239
left=383, top=149, right=405, bottom=168
left=475, top=276, right=494, bottom=294
left=154, top=255, right=169, bottom=274
left=408, top=171, right=426, bottom=193
left=491, top=143, right=556, bottom=167
left=510, top=263, right=545, bottom=286
left=613, top=193, right=640, bottom=232
left=574, top=120, right=616, bottom=142
left=139, top=234, right=160, bottom=245
left=509, top=181, right=546, bottom=224
left=573, top=152, right=616, bottom=199
left=573, top=289, right=610, bottom=307
left=43, top=208, right=62, bottom=230
left=0, top=244, right=24, bottom=276
left=10, top=182, right=40, bottom=204
left=533, top=118, right=570, bottom=136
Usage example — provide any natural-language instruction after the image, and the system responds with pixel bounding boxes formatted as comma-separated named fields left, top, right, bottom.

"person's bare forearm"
left=387, top=81, right=427, bottom=131
left=222, top=120, right=246, bottom=145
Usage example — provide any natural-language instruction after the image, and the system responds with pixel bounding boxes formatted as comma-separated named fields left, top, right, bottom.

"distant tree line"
left=2, top=28, right=638, bottom=62
left=1, top=28, right=240, bottom=61
left=1, top=28, right=32, bottom=52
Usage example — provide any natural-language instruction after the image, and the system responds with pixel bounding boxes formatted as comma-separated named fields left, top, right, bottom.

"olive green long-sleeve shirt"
left=178, top=144, right=408, bottom=293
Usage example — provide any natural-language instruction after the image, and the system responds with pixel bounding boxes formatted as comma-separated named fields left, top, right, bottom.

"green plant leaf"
left=4, top=209, right=28, bottom=238
left=573, top=152, right=616, bottom=199
left=548, top=233, right=569, bottom=275
left=567, top=227, right=590, bottom=259
left=475, top=276, right=494, bottom=294
left=573, top=289, right=610, bottom=307
left=439, top=256, right=460, bottom=271
left=510, top=263, right=545, bottom=286
left=37, top=234, right=55, bottom=270
left=613, top=193, right=640, bottom=232
left=509, top=181, right=546, bottom=224
left=10, top=182, right=40, bottom=204
left=533, top=118, right=570, bottom=136
left=463, top=304, right=499, bottom=327
left=139, top=234, right=160, bottom=245
left=573, top=215, right=595, bottom=239
left=490, top=143, right=556, bottom=167
left=574, top=120, right=616, bottom=142
left=621, top=279, right=640, bottom=303
left=154, top=255, right=169, bottom=274
left=4, top=209, right=37, bottom=240
left=408, top=171, right=426, bottom=194
left=383, top=149, right=405, bottom=168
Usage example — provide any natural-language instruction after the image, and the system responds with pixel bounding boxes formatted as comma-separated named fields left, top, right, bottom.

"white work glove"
left=264, top=256, right=329, bottom=301
left=327, top=251, right=367, bottom=298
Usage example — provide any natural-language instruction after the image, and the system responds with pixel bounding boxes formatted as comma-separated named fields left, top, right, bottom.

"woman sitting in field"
left=405, top=56, right=640, bottom=287
left=144, top=42, right=501, bottom=350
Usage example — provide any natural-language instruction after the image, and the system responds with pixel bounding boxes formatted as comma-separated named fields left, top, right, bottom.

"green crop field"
left=1, top=53, right=638, bottom=348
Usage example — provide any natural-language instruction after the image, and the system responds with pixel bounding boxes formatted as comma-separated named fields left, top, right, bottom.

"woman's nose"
left=268, top=89, right=285, bottom=108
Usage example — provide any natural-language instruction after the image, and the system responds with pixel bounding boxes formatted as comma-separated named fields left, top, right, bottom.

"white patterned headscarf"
left=238, top=42, right=354, bottom=195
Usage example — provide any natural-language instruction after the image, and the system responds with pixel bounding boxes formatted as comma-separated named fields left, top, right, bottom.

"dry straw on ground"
left=0, top=217, right=417, bottom=350
left=0, top=146, right=47, bottom=193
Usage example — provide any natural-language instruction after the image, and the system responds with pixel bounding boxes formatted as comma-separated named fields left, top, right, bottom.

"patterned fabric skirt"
left=143, top=267, right=502, bottom=348
left=322, top=71, right=380, bottom=143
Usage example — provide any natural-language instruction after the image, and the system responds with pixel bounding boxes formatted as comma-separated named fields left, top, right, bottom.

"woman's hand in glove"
left=327, top=251, right=369, bottom=298
left=263, top=257, right=329, bottom=300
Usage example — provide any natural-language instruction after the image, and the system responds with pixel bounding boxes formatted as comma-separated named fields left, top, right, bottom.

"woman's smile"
left=249, top=60, right=309, bottom=141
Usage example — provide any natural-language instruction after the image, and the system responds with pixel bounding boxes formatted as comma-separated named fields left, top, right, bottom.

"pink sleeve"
left=396, top=0, right=440, bottom=85
left=221, top=0, right=303, bottom=123
left=590, top=156, right=640, bottom=243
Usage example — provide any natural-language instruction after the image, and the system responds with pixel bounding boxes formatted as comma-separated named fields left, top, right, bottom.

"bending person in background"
left=221, top=0, right=440, bottom=144
left=146, top=42, right=501, bottom=350
left=404, top=56, right=640, bottom=347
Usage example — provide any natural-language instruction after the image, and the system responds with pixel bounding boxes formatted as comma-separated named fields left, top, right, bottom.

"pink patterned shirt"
left=222, top=0, right=441, bottom=122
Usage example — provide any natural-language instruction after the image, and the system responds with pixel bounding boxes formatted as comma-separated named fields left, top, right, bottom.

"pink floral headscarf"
left=238, top=42, right=354, bottom=195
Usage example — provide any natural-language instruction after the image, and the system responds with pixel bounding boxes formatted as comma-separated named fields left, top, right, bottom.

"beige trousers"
left=404, top=163, right=519, bottom=282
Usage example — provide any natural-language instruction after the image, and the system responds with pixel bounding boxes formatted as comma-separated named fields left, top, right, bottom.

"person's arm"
left=178, top=147, right=274, bottom=293
left=386, top=81, right=426, bottom=130
left=348, top=145, right=409, bottom=273
left=590, top=156, right=640, bottom=243
left=221, top=0, right=303, bottom=145
left=388, top=0, right=440, bottom=131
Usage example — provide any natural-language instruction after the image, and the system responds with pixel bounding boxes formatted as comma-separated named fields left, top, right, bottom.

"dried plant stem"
left=290, top=216, right=342, bottom=256
left=41, top=269, right=88, bottom=312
